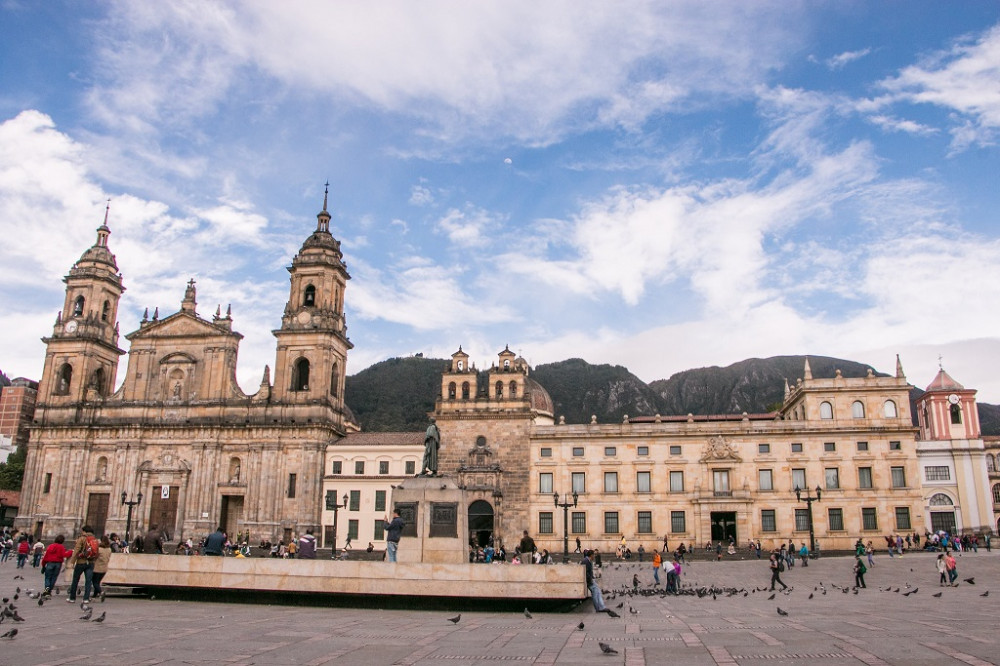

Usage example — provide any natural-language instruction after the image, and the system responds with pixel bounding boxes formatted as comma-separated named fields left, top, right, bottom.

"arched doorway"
left=468, top=500, right=494, bottom=548
left=928, top=493, right=957, bottom=534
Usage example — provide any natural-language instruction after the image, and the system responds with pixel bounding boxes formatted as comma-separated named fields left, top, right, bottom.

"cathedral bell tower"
left=271, top=184, right=353, bottom=421
left=37, top=204, right=126, bottom=411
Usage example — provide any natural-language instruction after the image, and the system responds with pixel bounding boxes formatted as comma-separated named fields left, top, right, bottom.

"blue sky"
left=3, top=1, right=1000, bottom=403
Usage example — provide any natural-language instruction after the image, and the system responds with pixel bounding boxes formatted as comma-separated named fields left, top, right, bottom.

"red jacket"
left=17, top=540, right=30, bottom=555
left=41, top=542, right=72, bottom=565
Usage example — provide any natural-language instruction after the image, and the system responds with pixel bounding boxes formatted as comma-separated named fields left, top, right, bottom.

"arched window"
left=457, top=360, right=464, bottom=371
left=503, top=359, right=511, bottom=370
left=819, top=401, right=833, bottom=419
left=73, top=295, right=85, bottom=317
left=448, top=382, right=457, bottom=400
left=851, top=401, right=865, bottom=418
left=96, top=456, right=108, bottom=482
left=495, top=381, right=503, bottom=399
left=461, top=382, right=470, bottom=399
left=929, top=493, right=954, bottom=506
left=303, top=284, right=316, bottom=307
left=330, top=362, right=339, bottom=396
left=90, top=367, right=106, bottom=396
left=883, top=400, right=898, bottom=418
left=993, top=484, right=1000, bottom=504
left=56, top=363, right=73, bottom=395
left=101, top=300, right=110, bottom=322
left=509, top=380, right=517, bottom=398
left=950, top=404, right=962, bottom=425
left=293, top=357, right=310, bottom=391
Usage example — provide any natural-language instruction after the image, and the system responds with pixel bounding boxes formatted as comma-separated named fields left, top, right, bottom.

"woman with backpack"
left=91, top=535, right=113, bottom=600
left=67, top=525, right=100, bottom=603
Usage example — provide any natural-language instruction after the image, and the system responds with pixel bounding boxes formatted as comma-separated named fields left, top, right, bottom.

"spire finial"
left=938, top=353, right=943, bottom=370
left=895, top=354, right=905, bottom=379
left=104, top=199, right=110, bottom=225
left=323, top=181, right=329, bottom=212
left=803, top=356, right=813, bottom=380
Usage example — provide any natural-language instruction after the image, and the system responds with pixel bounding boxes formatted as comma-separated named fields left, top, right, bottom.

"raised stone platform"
left=103, top=554, right=586, bottom=608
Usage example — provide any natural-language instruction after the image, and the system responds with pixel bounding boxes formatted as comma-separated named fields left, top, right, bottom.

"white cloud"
left=409, top=185, right=434, bottom=206
left=825, top=48, right=871, bottom=70
left=435, top=205, right=505, bottom=248
left=867, top=114, right=938, bottom=136
left=881, top=23, right=1000, bottom=150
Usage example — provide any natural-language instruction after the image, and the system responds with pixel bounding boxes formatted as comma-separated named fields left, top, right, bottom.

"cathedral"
left=15, top=192, right=997, bottom=553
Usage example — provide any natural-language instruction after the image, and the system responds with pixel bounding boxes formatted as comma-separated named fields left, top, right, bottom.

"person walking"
left=652, top=550, right=662, bottom=586
left=298, top=529, right=317, bottom=559
left=16, top=535, right=30, bottom=568
left=769, top=551, right=788, bottom=591
left=91, top=535, right=112, bottom=600
left=866, top=540, right=875, bottom=568
left=519, top=530, right=536, bottom=564
left=945, top=551, right=958, bottom=586
left=68, top=525, right=100, bottom=603
left=574, top=537, right=582, bottom=553
left=31, top=537, right=44, bottom=568
left=383, top=509, right=405, bottom=562
left=936, top=553, right=947, bottom=586
left=41, top=535, right=72, bottom=594
left=203, top=526, right=227, bottom=556
left=799, top=542, right=809, bottom=567
left=853, top=556, right=867, bottom=588
left=583, top=550, right=610, bottom=613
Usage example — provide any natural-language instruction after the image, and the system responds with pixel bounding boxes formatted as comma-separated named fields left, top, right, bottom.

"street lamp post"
left=554, top=490, right=578, bottom=564
left=794, top=485, right=822, bottom=557
left=327, top=491, right=348, bottom=558
left=121, top=491, right=143, bottom=546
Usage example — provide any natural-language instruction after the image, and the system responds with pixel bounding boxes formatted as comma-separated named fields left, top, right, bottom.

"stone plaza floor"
left=0, top=549, right=997, bottom=665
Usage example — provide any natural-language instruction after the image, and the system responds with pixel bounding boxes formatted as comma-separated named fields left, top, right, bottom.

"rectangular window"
left=405, top=461, right=416, bottom=475
left=355, top=461, right=365, bottom=475
left=379, top=460, right=389, bottom=475
left=572, top=447, right=585, bottom=457
left=637, top=511, right=653, bottom=533
left=828, top=508, right=844, bottom=531
left=761, top=509, right=776, bottom=532
left=889, top=440, right=902, bottom=451
left=856, top=441, right=868, bottom=452
left=670, top=470, right=684, bottom=492
left=637, top=471, right=651, bottom=493
left=604, top=511, right=619, bottom=534
left=637, top=446, right=649, bottom=456
left=759, top=469, right=773, bottom=491
left=331, top=461, right=342, bottom=474
left=538, top=512, right=554, bottom=534
left=571, top=512, right=586, bottom=534
left=925, top=466, right=951, bottom=481
left=572, top=472, right=586, bottom=493
left=862, top=507, right=878, bottom=530
left=349, top=490, right=361, bottom=511
left=825, top=467, right=840, bottom=489
left=791, top=442, right=803, bottom=453
left=895, top=507, right=912, bottom=530
left=794, top=508, right=810, bottom=531
left=540, top=447, right=552, bottom=457
left=670, top=511, right=686, bottom=533
left=713, top=470, right=730, bottom=495
left=43, top=473, right=52, bottom=493
left=374, top=519, right=385, bottom=541
left=539, top=472, right=553, bottom=494
left=791, top=468, right=806, bottom=490
left=931, top=511, right=956, bottom=534
left=604, top=446, right=617, bottom=456
left=824, top=442, right=836, bottom=452
left=374, top=490, right=386, bottom=512
left=758, top=443, right=770, bottom=454
left=287, top=473, right=297, bottom=499
left=669, top=445, right=682, bottom=455
left=347, top=519, right=359, bottom=541
left=891, top=466, right=906, bottom=488
left=858, top=467, right=873, bottom=489
left=604, top=472, right=618, bottom=493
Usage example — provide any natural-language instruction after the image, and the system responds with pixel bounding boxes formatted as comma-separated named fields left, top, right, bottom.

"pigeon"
left=964, top=577, right=975, bottom=585
left=523, top=608, right=532, bottom=619
left=777, top=607, right=788, bottom=616
left=81, top=602, right=92, bottom=611
left=80, top=610, right=93, bottom=621
left=577, top=622, right=585, bottom=630
left=606, top=609, right=620, bottom=618
left=932, top=592, right=943, bottom=598
left=615, top=602, right=624, bottom=609
left=37, top=597, right=44, bottom=607
left=0, top=628, right=16, bottom=639
left=980, top=591, right=989, bottom=597
left=903, top=588, right=918, bottom=597
left=92, top=612, right=106, bottom=623
left=599, top=642, right=618, bottom=654
left=447, top=614, right=461, bottom=624
left=11, top=595, right=17, bottom=601
left=12, top=575, right=23, bottom=580
left=808, top=593, right=814, bottom=599
left=629, top=606, right=638, bottom=615
left=853, top=588, right=859, bottom=595
left=11, top=611, right=24, bottom=623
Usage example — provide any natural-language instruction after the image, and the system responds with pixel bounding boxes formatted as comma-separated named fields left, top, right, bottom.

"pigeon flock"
left=0, top=580, right=110, bottom=642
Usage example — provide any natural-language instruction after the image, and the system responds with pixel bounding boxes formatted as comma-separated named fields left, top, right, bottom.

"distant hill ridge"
left=344, top=355, right=1000, bottom=436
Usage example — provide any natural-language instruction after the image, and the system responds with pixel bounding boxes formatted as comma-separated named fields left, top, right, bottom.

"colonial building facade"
left=15, top=195, right=996, bottom=552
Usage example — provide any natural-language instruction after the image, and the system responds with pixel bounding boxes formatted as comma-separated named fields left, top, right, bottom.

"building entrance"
left=220, top=495, right=244, bottom=538
left=468, top=500, right=494, bottom=547
left=710, top=511, right=737, bottom=544
left=148, top=485, right=179, bottom=540
left=85, top=493, right=110, bottom=537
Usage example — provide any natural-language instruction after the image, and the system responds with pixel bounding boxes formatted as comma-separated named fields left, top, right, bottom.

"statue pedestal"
left=391, top=476, right=467, bottom=564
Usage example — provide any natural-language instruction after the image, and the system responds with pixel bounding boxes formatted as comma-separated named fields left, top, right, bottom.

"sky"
left=2, top=1, right=1000, bottom=404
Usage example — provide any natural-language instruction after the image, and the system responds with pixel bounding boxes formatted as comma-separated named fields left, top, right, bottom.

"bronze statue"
left=420, top=417, right=440, bottom=476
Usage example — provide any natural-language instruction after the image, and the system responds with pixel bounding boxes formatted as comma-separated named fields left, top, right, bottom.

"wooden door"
left=147, top=485, right=179, bottom=540
left=85, top=493, right=110, bottom=537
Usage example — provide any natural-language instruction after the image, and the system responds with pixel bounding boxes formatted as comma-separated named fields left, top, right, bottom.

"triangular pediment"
left=126, top=311, right=236, bottom=340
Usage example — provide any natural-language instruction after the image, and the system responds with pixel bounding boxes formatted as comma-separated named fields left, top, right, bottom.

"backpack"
left=777, top=560, right=785, bottom=572
left=83, top=535, right=100, bottom=560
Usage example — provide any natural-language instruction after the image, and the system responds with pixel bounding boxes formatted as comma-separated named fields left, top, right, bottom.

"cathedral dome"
left=75, top=223, right=119, bottom=270
left=525, top=377, right=554, bottom=415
